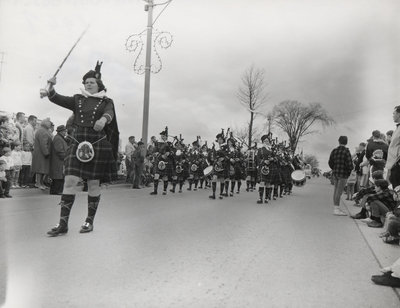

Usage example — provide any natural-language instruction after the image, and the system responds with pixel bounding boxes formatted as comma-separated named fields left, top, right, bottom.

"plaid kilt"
left=258, top=163, right=281, bottom=184
left=154, top=158, right=174, bottom=178
left=230, top=163, right=245, bottom=180
left=280, top=165, right=293, bottom=185
left=65, top=127, right=117, bottom=182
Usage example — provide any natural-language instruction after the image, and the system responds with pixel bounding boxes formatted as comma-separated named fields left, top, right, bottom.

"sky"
left=0, top=0, right=399, bottom=171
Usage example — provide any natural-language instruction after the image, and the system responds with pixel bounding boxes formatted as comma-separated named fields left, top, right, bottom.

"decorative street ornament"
left=125, top=29, right=173, bottom=75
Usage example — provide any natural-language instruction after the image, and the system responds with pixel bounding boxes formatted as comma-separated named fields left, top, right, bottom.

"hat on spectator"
left=137, top=141, right=144, bottom=146
left=374, top=179, right=389, bottom=190
left=56, top=125, right=67, bottom=133
left=372, top=130, right=381, bottom=138
left=0, top=159, right=6, bottom=165
left=387, top=130, right=394, bottom=137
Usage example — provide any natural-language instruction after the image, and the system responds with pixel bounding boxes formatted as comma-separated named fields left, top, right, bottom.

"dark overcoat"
left=31, top=127, right=52, bottom=174
left=50, top=133, right=68, bottom=179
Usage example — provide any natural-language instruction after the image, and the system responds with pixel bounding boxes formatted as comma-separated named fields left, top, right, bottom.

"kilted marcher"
left=49, top=125, right=68, bottom=195
left=170, top=140, right=189, bottom=193
left=270, top=151, right=282, bottom=200
left=42, top=61, right=119, bottom=236
left=209, top=132, right=229, bottom=200
left=281, top=153, right=294, bottom=195
left=256, top=135, right=274, bottom=204
left=187, top=141, right=203, bottom=191
left=245, top=143, right=257, bottom=192
left=150, top=129, right=174, bottom=195
left=227, top=138, right=244, bottom=196
left=31, top=118, right=53, bottom=190
left=328, top=135, right=353, bottom=216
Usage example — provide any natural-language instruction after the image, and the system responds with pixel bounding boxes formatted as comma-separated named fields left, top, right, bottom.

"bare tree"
left=303, top=154, right=319, bottom=170
left=237, top=66, right=268, bottom=147
left=233, top=125, right=262, bottom=149
left=272, top=100, right=334, bottom=154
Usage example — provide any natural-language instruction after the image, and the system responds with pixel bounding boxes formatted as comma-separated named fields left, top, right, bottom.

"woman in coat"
left=49, top=125, right=68, bottom=195
left=41, top=61, right=119, bottom=236
left=31, top=118, right=53, bottom=190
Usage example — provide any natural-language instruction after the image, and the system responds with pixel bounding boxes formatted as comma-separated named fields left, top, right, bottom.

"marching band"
left=148, top=127, right=307, bottom=203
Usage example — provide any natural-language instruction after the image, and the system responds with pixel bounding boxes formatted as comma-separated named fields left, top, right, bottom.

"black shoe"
left=371, top=274, right=400, bottom=288
left=162, top=191, right=167, bottom=195
left=350, top=211, right=367, bottom=219
left=47, top=225, right=68, bottom=237
left=257, top=199, right=263, bottom=204
left=80, top=222, right=93, bottom=233
left=219, top=195, right=223, bottom=199
left=236, top=191, right=240, bottom=194
left=0, top=195, right=5, bottom=198
left=273, top=197, right=277, bottom=200
left=150, top=191, right=157, bottom=195
left=264, top=199, right=269, bottom=204
left=229, top=192, right=234, bottom=197
left=187, top=188, right=192, bottom=191
left=209, top=195, right=216, bottom=199
left=170, top=189, right=175, bottom=193
left=246, top=188, right=249, bottom=192
left=4, top=194, right=12, bottom=198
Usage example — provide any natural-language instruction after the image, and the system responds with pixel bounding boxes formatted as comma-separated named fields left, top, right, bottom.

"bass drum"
left=203, top=166, right=213, bottom=177
left=291, top=170, right=306, bottom=187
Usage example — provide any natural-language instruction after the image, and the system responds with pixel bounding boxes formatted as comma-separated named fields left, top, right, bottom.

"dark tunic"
left=154, top=141, right=174, bottom=178
left=48, top=90, right=119, bottom=182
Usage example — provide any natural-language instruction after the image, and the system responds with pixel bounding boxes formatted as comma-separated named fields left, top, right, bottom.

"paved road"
left=1, top=178, right=399, bottom=307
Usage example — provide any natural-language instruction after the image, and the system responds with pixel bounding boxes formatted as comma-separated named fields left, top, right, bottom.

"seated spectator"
left=346, top=169, right=357, bottom=200
left=371, top=257, right=400, bottom=288
left=351, top=170, right=384, bottom=219
left=365, top=179, right=397, bottom=228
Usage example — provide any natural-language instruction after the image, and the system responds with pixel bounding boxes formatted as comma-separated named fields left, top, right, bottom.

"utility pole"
left=126, top=0, right=173, bottom=150
left=142, top=0, right=154, bottom=150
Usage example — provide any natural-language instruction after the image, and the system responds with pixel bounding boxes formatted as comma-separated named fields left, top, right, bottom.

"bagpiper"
left=170, top=136, right=188, bottom=193
left=150, top=127, right=175, bottom=195
left=187, top=138, right=203, bottom=191
left=256, top=134, right=275, bottom=204
left=226, top=136, right=244, bottom=196
left=245, top=142, right=258, bottom=192
left=209, top=131, right=229, bottom=200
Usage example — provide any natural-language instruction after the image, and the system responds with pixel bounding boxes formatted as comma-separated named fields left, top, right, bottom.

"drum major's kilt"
left=65, top=127, right=117, bottom=182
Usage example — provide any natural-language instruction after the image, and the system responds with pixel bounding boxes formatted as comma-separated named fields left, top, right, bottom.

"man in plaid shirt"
left=328, top=136, right=354, bottom=216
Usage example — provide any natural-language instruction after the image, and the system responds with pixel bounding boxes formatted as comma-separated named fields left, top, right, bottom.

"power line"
left=152, top=0, right=173, bottom=26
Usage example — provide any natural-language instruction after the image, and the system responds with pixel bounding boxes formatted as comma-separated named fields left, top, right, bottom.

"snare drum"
left=291, top=170, right=306, bottom=186
left=203, top=166, right=213, bottom=176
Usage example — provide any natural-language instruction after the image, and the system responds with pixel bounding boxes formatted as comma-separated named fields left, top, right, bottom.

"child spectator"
left=20, top=143, right=33, bottom=188
left=0, top=159, right=7, bottom=198
left=0, top=147, right=13, bottom=198
left=10, top=140, right=22, bottom=188
left=346, top=169, right=357, bottom=200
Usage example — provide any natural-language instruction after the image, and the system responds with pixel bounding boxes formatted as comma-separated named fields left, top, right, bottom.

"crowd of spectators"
left=0, top=111, right=69, bottom=197
left=328, top=105, right=400, bottom=288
